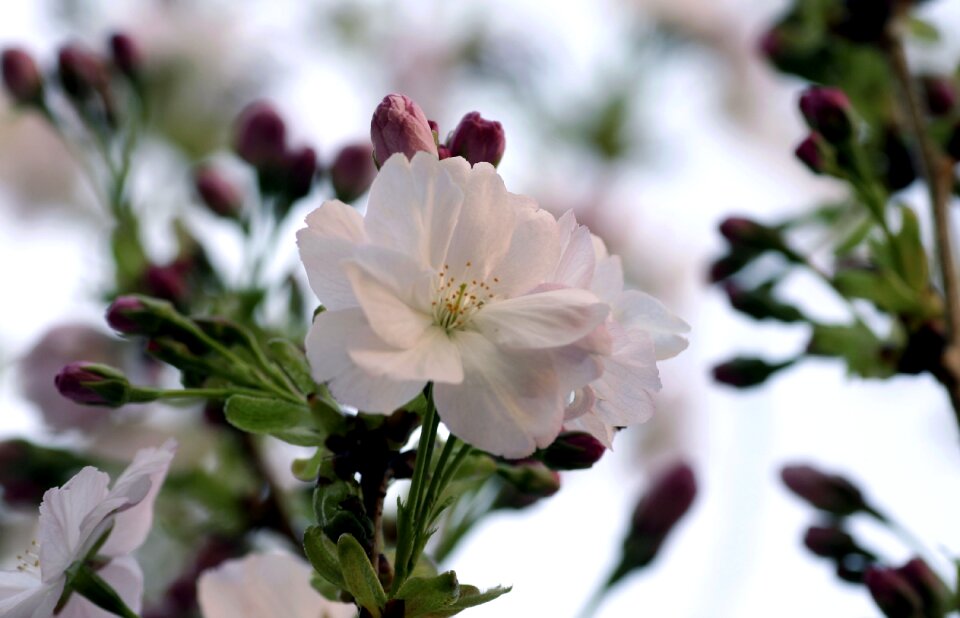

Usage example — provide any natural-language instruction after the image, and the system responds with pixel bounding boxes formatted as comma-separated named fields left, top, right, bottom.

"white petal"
left=98, top=440, right=176, bottom=556
left=590, top=254, right=624, bottom=303
left=364, top=152, right=464, bottom=270
left=38, top=467, right=110, bottom=582
left=0, top=572, right=60, bottom=618
left=198, top=553, right=356, bottom=618
left=434, top=332, right=566, bottom=458
left=551, top=211, right=595, bottom=290
left=305, top=309, right=424, bottom=413
left=592, top=326, right=660, bottom=427
left=472, top=288, right=609, bottom=350
left=345, top=247, right=434, bottom=348
left=614, top=290, right=690, bottom=360
left=487, top=202, right=561, bottom=298
left=296, top=200, right=367, bottom=311
left=350, top=325, right=463, bottom=384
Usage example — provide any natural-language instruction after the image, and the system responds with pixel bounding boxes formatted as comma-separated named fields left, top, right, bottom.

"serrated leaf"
left=395, top=572, right=461, bottom=617
left=223, top=395, right=309, bottom=434
left=268, top=338, right=316, bottom=395
left=304, top=525, right=347, bottom=590
left=337, top=533, right=386, bottom=616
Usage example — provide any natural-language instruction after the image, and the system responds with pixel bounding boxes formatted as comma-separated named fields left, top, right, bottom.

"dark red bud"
left=447, top=111, right=506, bottom=167
left=795, top=133, right=829, bottom=175
left=921, top=76, right=956, bottom=117
left=799, top=87, right=853, bottom=143
left=781, top=464, right=868, bottom=516
left=2, top=48, right=43, bottom=104
left=194, top=167, right=243, bottom=218
left=54, top=362, right=130, bottom=407
left=106, top=296, right=151, bottom=334
left=712, top=357, right=791, bottom=388
left=330, top=143, right=376, bottom=203
left=109, top=32, right=142, bottom=79
left=234, top=101, right=287, bottom=169
left=145, top=263, right=189, bottom=303
left=803, top=525, right=859, bottom=559
left=57, top=44, right=108, bottom=100
left=865, top=567, right=924, bottom=618
left=896, top=558, right=950, bottom=616
left=541, top=431, right=606, bottom=470
left=283, top=146, right=318, bottom=203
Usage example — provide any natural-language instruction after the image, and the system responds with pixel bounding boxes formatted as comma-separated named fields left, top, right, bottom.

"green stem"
left=141, top=386, right=274, bottom=401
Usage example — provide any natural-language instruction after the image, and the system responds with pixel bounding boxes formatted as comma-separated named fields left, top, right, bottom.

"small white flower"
left=0, top=440, right=176, bottom=618
left=551, top=211, right=690, bottom=447
left=298, top=153, right=609, bottom=458
left=198, top=552, right=356, bottom=618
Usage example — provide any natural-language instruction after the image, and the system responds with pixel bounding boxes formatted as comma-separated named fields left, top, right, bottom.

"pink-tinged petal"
left=305, top=309, right=424, bottom=413
left=564, top=410, right=616, bottom=450
left=99, top=441, right=176, bottom=557
left=350, top=325, right=463, bottom=384
left=590, top=254, right=623, bottom=303
left=592, top=326, right=660, bottom=427
left=198, top=553, right=356, bottom=618
left=0, top=572, right=61, bottom=618
left=564, top=386, right=596, bottom=422
left=551, top=211, right=595, bottom=290
left=488, top=202, right=561, bottom=297
left=345, top=246, right=435, bottom=348
left=38, top=467, right=111, bottom=582
left=472, top=288, right=609, bottom=350
left=615, top=290, right=690, bottom=360
left=364, top=152, right=464, bottom=270
left=434, top=332, right=566, bottom=458
left=60, top=557, right=144, bottom=618
left=296, top=200, right=367, bottom=311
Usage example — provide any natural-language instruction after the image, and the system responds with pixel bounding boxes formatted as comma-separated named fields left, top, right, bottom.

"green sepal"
left=303, top=525, right=347, bottom=590
left=267, top=338, right=316, bottom=395
left=224, top=395, right=309, bottom=434
left=394, top=572, right=461, bottom=617
left=58, top=562, right=139, bottom=618
left=337, top=533, right=387, bottom=617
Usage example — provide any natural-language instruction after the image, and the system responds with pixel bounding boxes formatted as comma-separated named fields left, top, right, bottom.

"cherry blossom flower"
left=298, top=152, right=610, bottom=458
left=198, top=552, right=356, bottom=618
left=0, top=441, right=176, bottom=617
left=552, top=211, right=689, bottom=447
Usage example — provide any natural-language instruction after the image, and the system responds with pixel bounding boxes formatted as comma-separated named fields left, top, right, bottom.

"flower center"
left=431, top=262, right=498, bottom=331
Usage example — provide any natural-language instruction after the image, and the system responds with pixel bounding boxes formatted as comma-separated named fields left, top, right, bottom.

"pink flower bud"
left=55, top=362, right=131, bottom=407
left=447, top=111, right=506, bottom=167
left=795, top=133, right=829, bottom=174
left=330, top=143, right=375, bottom=203
left=921, top=76, right=956, bottom=117
left=2, top=48, right=43, bottom=104
left=803, top=525, right=860, bottom=558
left=57, top=44, right=108, bottom=100
left=195, top=167, right=243, bottom=218
left=234, top=101, right=287, bottom=169
left=799, top=87, right=853, bottom=143
left=781, top=464, right=868, bottom=516
left=109, top=32, right=142, bottom=79
left=370, top=94, right=437, bottom=165
left=106, top=295, right=151, bottom=334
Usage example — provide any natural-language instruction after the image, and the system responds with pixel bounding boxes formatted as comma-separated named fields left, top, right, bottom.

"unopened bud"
left=105, top=295, right=171, bottom=336
left=718, top=216, right=785, bottom=253
left=2, top=48, right=43, bottom=104
left=493, top=461, right=561, bottom=510
left=195, top=167, right=243, bottom=218
left=865, top=567, right=924, bottom=618
left=707, top=252, right=752, bottom=283
left=781, top=464, right=869, bottom=516
left=145, top=263, right=189, bottom=303
left=370, top=94, right=437, bottom=166
left=799, top=87, right=853, bottom=143
left=921, top=76, right=956, bottom=117
left=795, top=133, right=831, bottom=175
left=803, top=525, right=860, bottom=559
left=234, top=101, right=287, bottom=170
left=723, top=281, right=805, bottom=323
left=447, top=111, right=506, bottom=167
left=540, top=432, right=606, bottom=470
left=330, top=143, right=376, bottom=202
left=282, top=146, right=318, bottom=203
left=55, top=362, right=131, bottom=407
left=896, top=558, right=950, bottom=617
left=109, top=32, right=142, bottom=80
left=57, top=44, right=108, bottom=100
left=712, top=357, right=793, bottom=388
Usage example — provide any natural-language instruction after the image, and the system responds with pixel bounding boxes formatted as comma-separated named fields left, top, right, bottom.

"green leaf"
left=808, top=322, right=893, bottom=378
left=337, top=533, right=386, bottom=616
left=907, top=16, right=940, bottom=43
left=424, top=585, right=512, bottom=617
left=270, top=426, right=328, bottom=446
left=395, top=572, right=461, bottom=617
left=303, top=525, right=347, bottom=590
left=833, top=269, right=921, bottom=315
left=223, top=395, right=309, bottom=434
left=268, top=339, right=316, bottom=395
left=292, top=448, right=326, bottom=482
left=892, top=205, right=929, bottom=293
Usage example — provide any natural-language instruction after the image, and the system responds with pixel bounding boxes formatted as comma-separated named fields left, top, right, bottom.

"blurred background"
left=2, top=0, right=960, bottom=616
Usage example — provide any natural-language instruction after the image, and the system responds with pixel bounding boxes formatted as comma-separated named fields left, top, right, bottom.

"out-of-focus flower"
left=1, top=48, right=43, bottom=105
left=781, top=464, right=870, bottom=516
left=799, top=87, right=853, bottom=144
left=550, top=211, right=689, bottom=447
left=55, top=362, right=132, bottom=408
left=370, top=94, right=437, bottom=165
left=197, top=552, right=355, bottom=618
left=298, top=152, right=609, bottom=457
left=330, top=142, right=376, bottom=203
left=20, top=324, right=139, bottom=432
left=895, top=558, right=951, bottom=617
left=865, top=566, right=924, bottom=618
left=447, top=111, right=506, bottom=167
left=0, top=441, right=176, bottom=617
left=195, top=166, right=243, bottom=218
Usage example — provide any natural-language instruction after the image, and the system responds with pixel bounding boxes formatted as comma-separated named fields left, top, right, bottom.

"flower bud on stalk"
left=330, top=143, right=376, bottom=202
left=145, top=262, right=190, bottom=304
left=803, top=525, right=862, bottom=559
left=921, top=76, right=956, bottom=117
left=718, top=216, right=787, bottom=253
left=195, top=167, right=243, bottom=218
left=865, top=567, right=925, bottom=618
left=795, top=133, right=831, bottom=175
left=780, top=464, right=870, bottom=516
left=799, top=87, right=853, bottom=144
left=282, top=145, right=318, bottom=204
left=540, top=432, right=606, bottom=470
left=106, top=294, right=174, bottom=336
left=109, top=32, right=142, bottom=81
left=896, top=558, right=951, bottom=617
left=54, top=362, right=132, bottom=407
left=57, top=44, right=108, bottom=101
left=234, top=101, right=287, bottom=171
left=370, top=94, right=437, bottom=166
left=447, top=111, right=506, bottom=167
left=606, top=462, right=697, bottom=587
left=2, top=48, right=43, bottom=105
left=712, top=356, right=793, bottom=388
